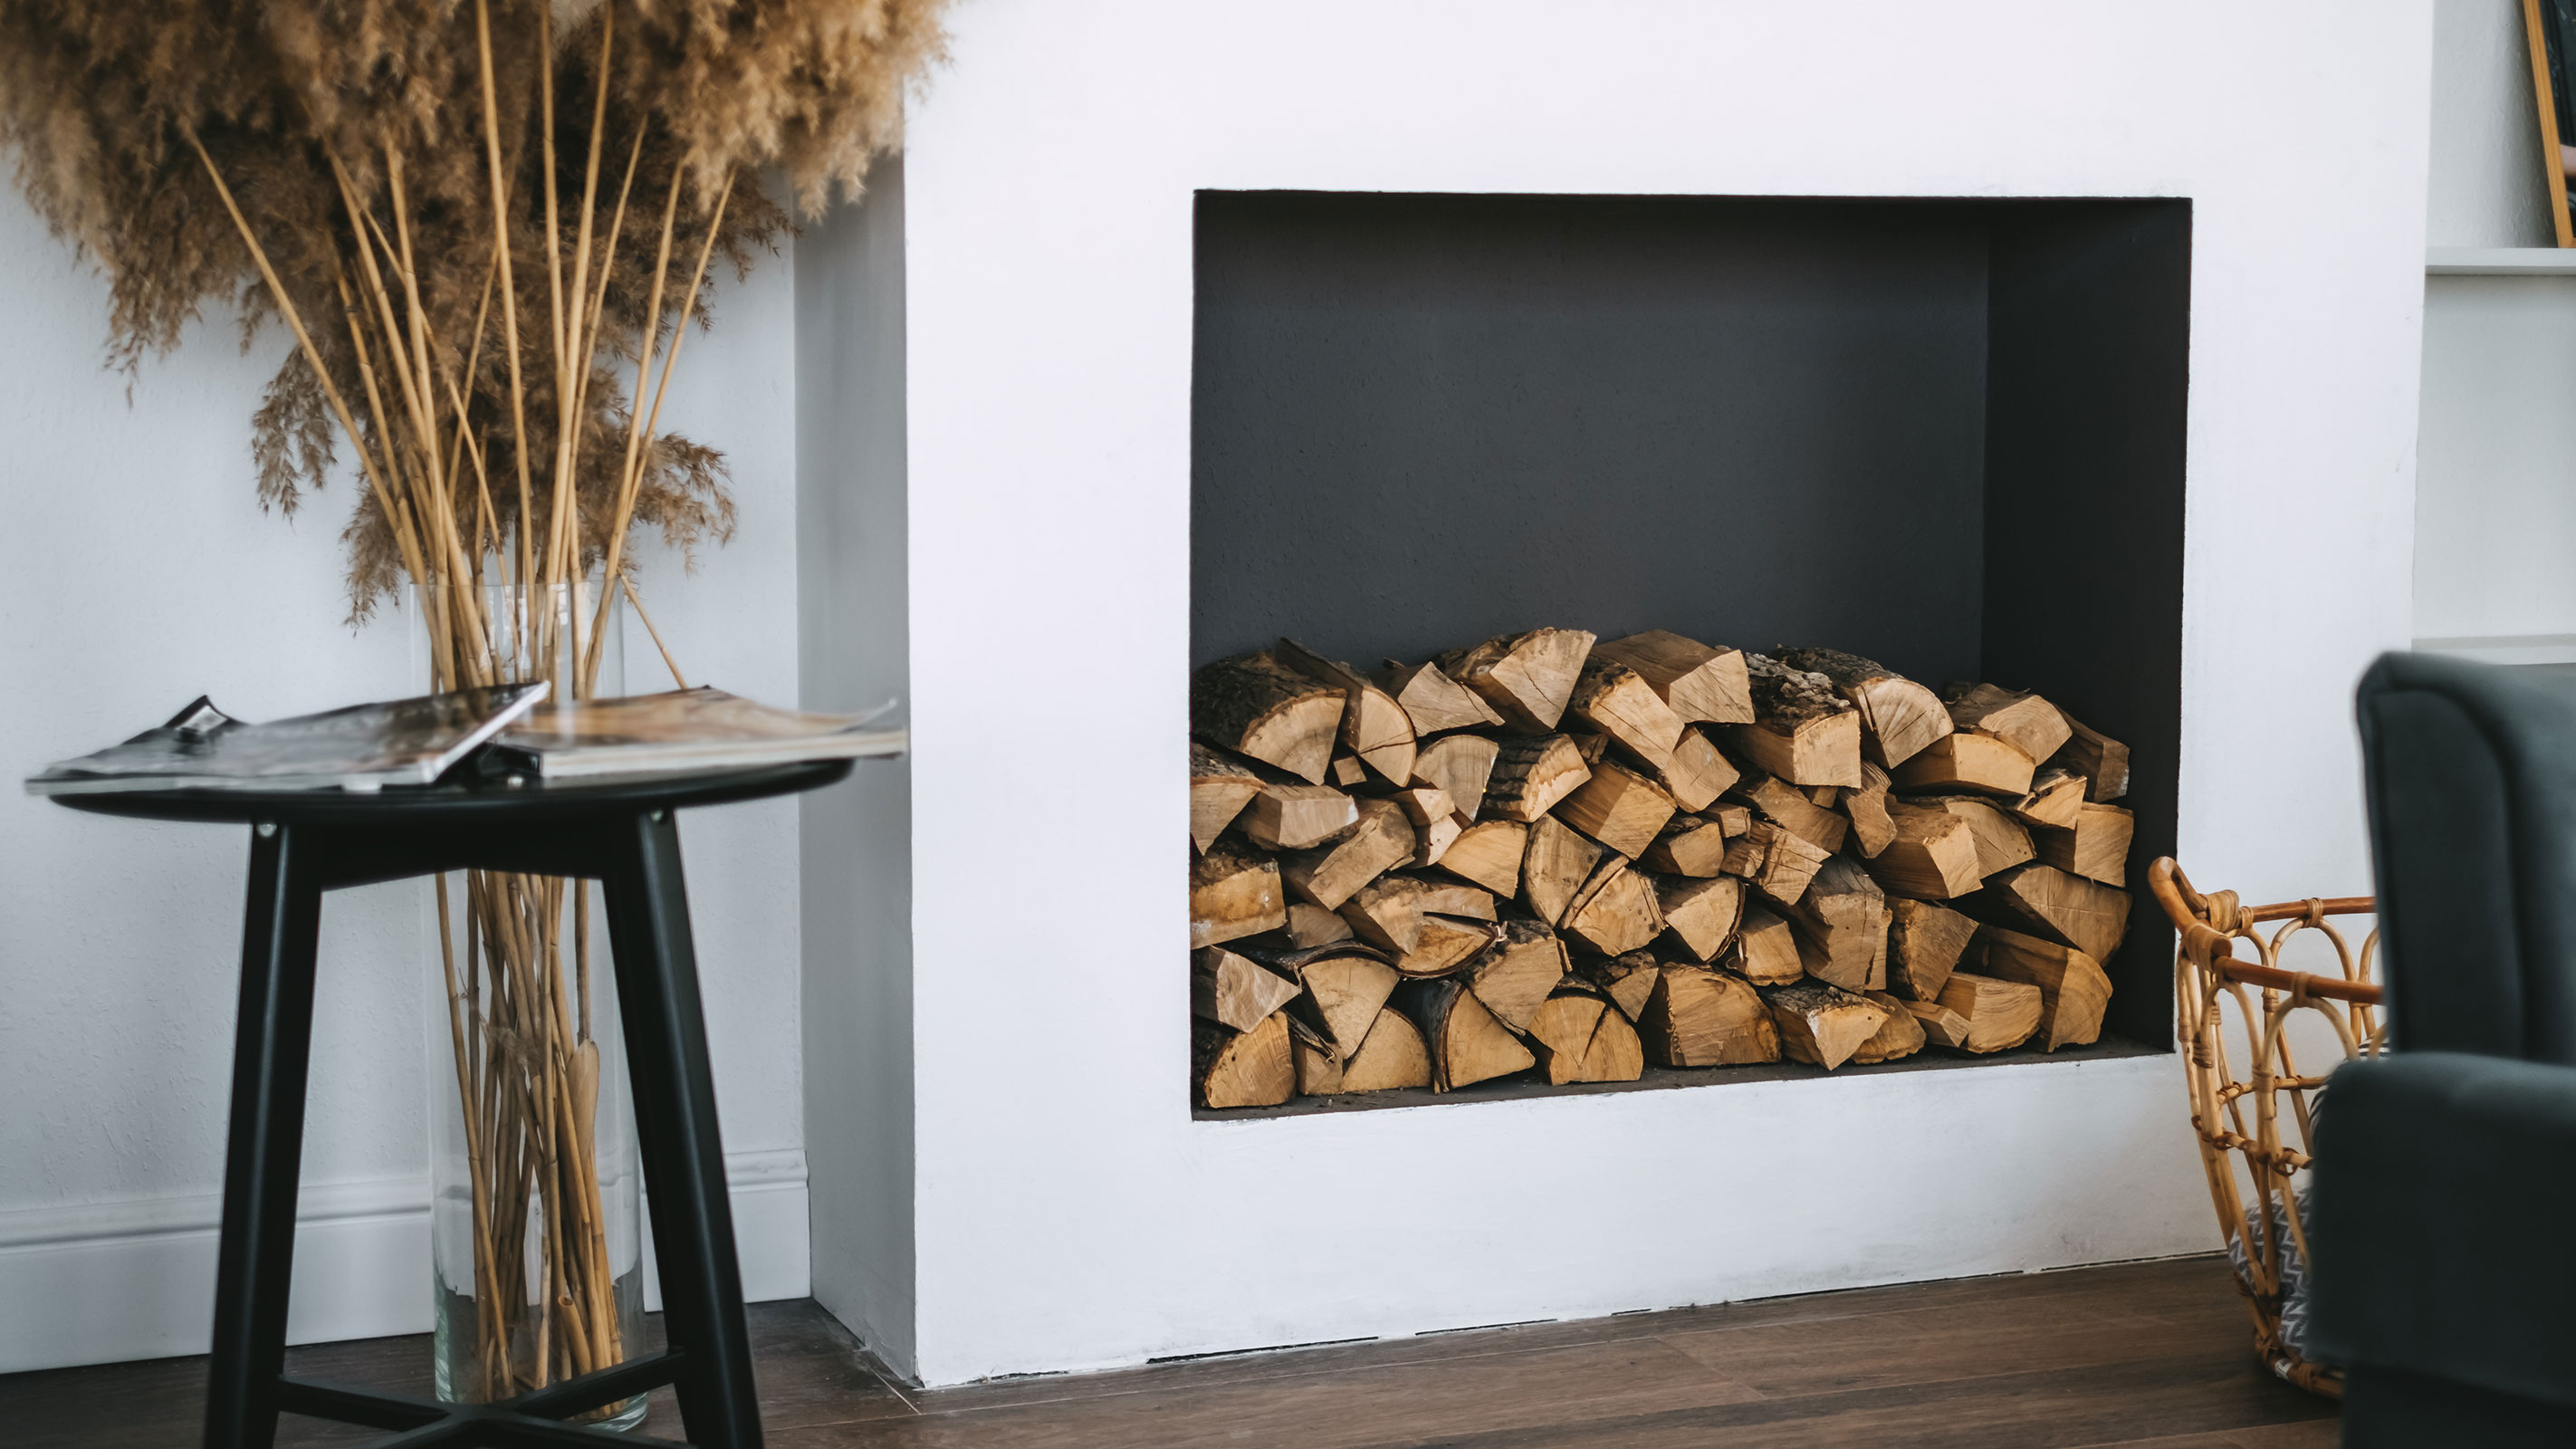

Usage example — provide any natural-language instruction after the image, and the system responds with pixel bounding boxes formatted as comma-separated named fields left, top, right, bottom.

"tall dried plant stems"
left=475, top=0, right=538, bottom=604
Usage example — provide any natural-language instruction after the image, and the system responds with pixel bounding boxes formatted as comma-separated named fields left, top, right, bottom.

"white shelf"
left=2427, top=246, right=2576, bottom=274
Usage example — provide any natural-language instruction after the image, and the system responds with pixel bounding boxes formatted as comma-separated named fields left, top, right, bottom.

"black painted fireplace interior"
left=1191, top=190, right=2189, bottom=1099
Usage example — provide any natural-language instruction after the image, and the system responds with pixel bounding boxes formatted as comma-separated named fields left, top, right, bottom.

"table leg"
left=204, top=823, right=325, bottom=1449
left=602, top=809, right=764, bottom=1448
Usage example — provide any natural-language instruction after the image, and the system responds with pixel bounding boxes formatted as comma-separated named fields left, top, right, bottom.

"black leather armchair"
left=2310, top=653, right=2576, bottom=1444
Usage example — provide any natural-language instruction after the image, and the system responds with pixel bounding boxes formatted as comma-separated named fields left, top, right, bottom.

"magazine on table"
left=484, top=686, right=905, bottom=780
left=24, top=684, right=550, bottom=796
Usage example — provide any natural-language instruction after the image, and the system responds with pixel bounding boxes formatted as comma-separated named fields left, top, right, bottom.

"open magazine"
left=484, top=687, right=905, bottom=780
left=24, top=684, right=550, bottom=796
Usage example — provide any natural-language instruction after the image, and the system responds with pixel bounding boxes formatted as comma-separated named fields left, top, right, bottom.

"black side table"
left=54, top=759, right=855, bottom=1449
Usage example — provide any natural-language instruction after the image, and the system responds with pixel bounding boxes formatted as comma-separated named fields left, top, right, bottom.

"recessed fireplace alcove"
left=1192, top=190, right=2189, bottom=1116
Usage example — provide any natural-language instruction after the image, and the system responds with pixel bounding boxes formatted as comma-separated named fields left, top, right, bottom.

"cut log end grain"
left=1556, top=760, right=1680, bottom=859
left=1902, top=996, right=1974, bottom=1051
left=1377, top=658, right=1506, bottom=735
left=1729, top=654, right=1863, bottom=788
left=1930, top=973, right=2045, bottom=1053
left=1192, top=650, right=1345, bottom=784
left=2047, top=713, right=2131, bottom=802
left=1655, top=873, right=1745, bottom=963
left=1722, top=818, right=1834, bottom=907
left=1337, top=874, right=1499, bottom=958
left=1412, top=734, right=1502, bottom=824
left=1852, top=991, right=1929, bottom=1064
left=1524, top=991, right=1646, bottom=1084
left=1976, top=862, right=2131, bottom=964
left=1240, top=781, right=1360, bottom=852
left=1328, top=754, right=1369, bottom=788
left=1463, top=919, right=1570, bottom=1032
left=1642, top=812, right=1732, bottom=878
left=1188, top=744, right=1265, bottom=854
left=1441, top=819, right=1528, bottom=897
left=1762, top=980, right=1891, bottom=1070
left=1656, top=726, right=1740, bottom=813
left=1483, top=734, right=1594, bottom=823
left=1282, top=951, right=1401, bottom=1055
left=1920, top=795, right=2035, bottom=880
left=1641, top=964, right=1781, bottom=1067
left=1787, top=855, right=1890, bottom=993
left=1192, top=947, right=1303, bottom=1032
left=1941, top=682, right=2073, bottom=766
left=1891, top=732, right=2036, bottom=798
left=1841, top=762, right=1897, bottom=858
left=1398, top=978, right=1537, bottom=1091
left=1736, top=906, right=1805, bottom=985
left=1195, top=1012, right=1294, bottom=1109
left=1278, top=798, right=1414, bottom=910
left=1521, top=814, right=1607, bottom=926
left=1729, top=771, right=1850, bottom=856
left=1573, top=950, right=1662, bottom=1022
left=1275, top=638, right=1419, bottom=784
left=1436, top=628, right=1598, bottom=734
left=1286, top=902, right=1356, bottom=948
left=1562, top=860, right=1667, bottom=959
left=1294, top=1008, right=1432, bottom=1095
left=1191, top=840, right=1287, bottom=948
left=1567, top=659, right=1688, bottom=774
left=1592, top=631, right=1755, bottom=725
left=1869, top=803, right=1984, bottom=901
left=2033, top=801, right=2134, bottom=888
left=1972, top=926, right=2113, bottom=1051
left=2011, top=767, right=2088, bottom=830
left=1886, top=897, right=1977, bottom=1001
left=1773, top=647, right=1955, bottom=769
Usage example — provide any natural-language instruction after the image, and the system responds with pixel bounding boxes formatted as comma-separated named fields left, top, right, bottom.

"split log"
left=1655, top=874, right=1744, bottom=963
left=1278, top=798, right=1415, bottom=910
left=1851, top=991, right=1927, bottom=1064
left=1773, top=648, right=1953, bottom=769
left=1189, top=744, right=1264, bottom=854
left=1441, top=819, right=1527, bottom=897
left=1398, top=915, right=1502, bottom=978
left=1194, top=1013, right=1294, bottom=1108
left=1886, top=897, right=1977, bottom=1001
left=1519, top=816, right=1604, bottom=925
left=1191, top=840, right=1287, bottom=947
left=1902, top=997, right=1975, bottom=1051
left=1651, top=726, right=1738, bottom=814
left=2033, top=802, right=2134, bottom=888
left=1412, top=734, right=1502, bottom=823
left=2048, top=714, right=2131, bottom=801
left=1942, top=682, right=2073, bottom=766
left=1729, top=771, right=1850, bottom=855
left=1736, top=906, right=1806, bottom=985
left=1276, top=638, right=1419, bottom=784
left=1389, top=786, right=1463, bottom=867
left=1328, top=754, right=1368, bottom=788
left=1286, top=903, right=1355, bottom=948
left=1916, top=795, right=2035, bottom=879
left=1840, top=762, right=1896, bottom=858
left=1482, top=734, right=1594, bottom=822
left=1566, top=660, right=1687, bottom=773
left=1890, top=732, right=2035, bottom=798
left=1556, top=761, right=1679, bottom=859
left=1524, top=989, right=1646, bottom=1084
left=1395, top=978, right=1537, bottom=1090
left=1722, top=819, right=1834, bottom=907
left=1566, top=731, right=1612, bottom=766
left=1762, top=980, right=1891, bottom=1070
left=1562, top=860, right=1667, bottom=959
left=1412, top=812, right=1462, bottom=868
left=1711, top=804, right=1753, bottom=836
left=1336, top=874, right=1499, bottom=958
left=2010, top=767, right=2088, bottom=830
left=1292, top=1010, right=1433, bottom=1095
left=1640, top=964, right=1780, bottom=1066
left=1974, top=863, right=2131, bottom=963
left=1274, top=948, right=1401, bottom=1054
left=1641, top=813, right=1731, bottom=878
left=1786, top=856, right=1890, bottom=992
left=1724, top=654, right=1863, bottom=788
left=1192, top=651, right=1345, bottom=784
left=1972, top=926, right=2113, bottom=1051
left=1591, top=631, right=1754, bottom=724
left=1572, top=950, right=1661, bottom=1021
left=1869, top=801, right=1983, bottom=900
left=1930, top=973, right=2044, bottom=1053
left=1462, top=919, right=1570, bottom=1032
left=1436, top=628, right=1597, bottom=733
left=1377, top=658, right=1506, bottom=735
left=1240, top=782, right=1359, bottom=851
left=1192, top=946, right=1303, bottom=1032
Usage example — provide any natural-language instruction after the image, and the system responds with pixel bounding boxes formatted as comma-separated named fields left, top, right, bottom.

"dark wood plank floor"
left=0, top=1254, right=2337, bottom=1448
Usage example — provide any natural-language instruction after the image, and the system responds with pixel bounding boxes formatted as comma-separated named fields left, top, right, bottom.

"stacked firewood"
left=1189, top=629, right=2133, bottom=1109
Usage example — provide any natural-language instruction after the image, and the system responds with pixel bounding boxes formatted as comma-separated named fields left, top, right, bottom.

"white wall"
left=845, top=0, right=2435, bottom=1387
left=0, top=187, right=812, bottom=1370
left=2428, top=0, right=2552, bottom=247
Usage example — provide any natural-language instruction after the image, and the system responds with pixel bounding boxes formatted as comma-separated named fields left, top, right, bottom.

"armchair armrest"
left=2309, top=1052, right=2576, bottom=1407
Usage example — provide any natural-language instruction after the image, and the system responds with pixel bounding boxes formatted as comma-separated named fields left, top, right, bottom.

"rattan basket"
left=2150, top=858, right=2384, bottom=1397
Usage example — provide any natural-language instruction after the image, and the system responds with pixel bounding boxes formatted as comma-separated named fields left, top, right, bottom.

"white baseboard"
left=0, top=1149, right=810, bottom=1374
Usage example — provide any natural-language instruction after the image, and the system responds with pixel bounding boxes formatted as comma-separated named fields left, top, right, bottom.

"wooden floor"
left=2, top=1255, right=2338, bottom=1448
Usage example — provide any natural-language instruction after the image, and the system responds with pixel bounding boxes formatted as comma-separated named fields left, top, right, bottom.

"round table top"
left=45, top=758, right=855, bottom=828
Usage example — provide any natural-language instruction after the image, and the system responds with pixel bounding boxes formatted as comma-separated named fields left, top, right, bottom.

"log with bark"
left=1573, top=949, right=1662, bottom=1021
left=1773, top=648, right=1954, bottom=769
left=1735, top=906, right=1806, bottom=985
left=1556, top=760, right=1680, bottom=859
left=1642, top=812, right=1732, bottom=878
left=1640, top=964, right=1781, bottom=1066
left=1192, top=946, right=1304, bottom=1032
left=1561, top=859, right=1668, bottom=958
left=1972, top=863, right=2131, bottom=963
left=1292, top=1009, right=1433, bottom=1095
left=1190, top=744, right=1265, bottom=854
left=1762, top=980, right=1891, bottom=1070
left=1525, top=986, right=1648, bottom=1084
left=1941, top=682, right=2073, bottom=766
left=1395, top=977, right=1537, bottom=1090
left=1969, top=926, right=2112, bottom=1051
left=1191, top=840, right=1288, bottom=948
left=1482, top=734, right=1594, bottom=822
left=1520, top=815, right=1606, bottom=925
left=1278, top=798, right=1415, bottom=910
left=1240, top=781, right=1360, bottom=851
left=1867, top=801, right=1984, bottom=900
left=1441, top=819, right=1528, bottom=896
left=1377, top=658, right=1506, bottom=735
left=1890, top=732, right=2036, bottom=798
left=1851, top=990, right=1928, bottom=1064
left=1729, top=770, right=1850, bottom=855
left=1590, top=631, right=1754, bottom=724
left=1276, top=638, right=1421, bottom=784
left=1655, top=873, right=1745, bottom=963
left=1928, top=973, right=2044, bottom=1053
left=1192, top=650, right=1346, bottom=784
left=1724, top=818, right=1835, bottom=907
left=1436, top=628, right=1598, bottom=733
left=1566, top=659, right=1687, bottom=774
left=2032, top=802, right=2134, bottom=888
left=1194, top=1012, right=1295, bottom=1108
left=1463, top=919, right=1571, bottom=1032
left=1412, top=734, right=1502, bottom=823
left=1885, top=897, right=1977, bottom=1001
left=1786, top=856, right=1890, bottom=992
left=2048, top=714, right=2131, bottom=801
left=1724, top=654, right=1863, bottom=788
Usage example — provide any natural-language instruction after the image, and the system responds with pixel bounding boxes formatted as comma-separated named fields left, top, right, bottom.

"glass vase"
left=417, top=577, right=648, bottom=1429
